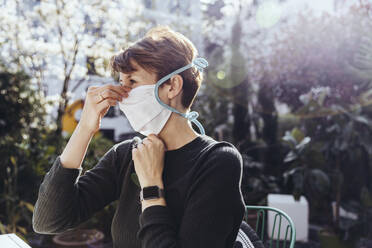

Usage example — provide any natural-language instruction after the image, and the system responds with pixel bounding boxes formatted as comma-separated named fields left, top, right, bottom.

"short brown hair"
left=110, top=26, right=203, bottom=110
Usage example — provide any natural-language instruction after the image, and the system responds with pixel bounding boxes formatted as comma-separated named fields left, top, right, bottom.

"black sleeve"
left=32, top=140, right=132, bottom=234
left=136, top=146, right=246, bottom=248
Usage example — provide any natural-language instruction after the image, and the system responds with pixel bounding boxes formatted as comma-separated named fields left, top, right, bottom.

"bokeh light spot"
left=217, top=70, right=226, bottom=80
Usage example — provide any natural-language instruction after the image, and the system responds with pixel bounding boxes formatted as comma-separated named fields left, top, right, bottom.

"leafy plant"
left=241, top=153, right=281, bottom=205
left=0, top=71, right=50, bottom=240
left=294, top=85, right=372, bottom=243
left=282, top=128, right=331, bottom=202
left=0, top=156, right=35, bottom=241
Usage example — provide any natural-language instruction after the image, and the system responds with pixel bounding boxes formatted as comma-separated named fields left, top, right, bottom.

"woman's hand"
left=79, top=84, right=130, bottom=135
left=132, top=134, right=166, bottom=188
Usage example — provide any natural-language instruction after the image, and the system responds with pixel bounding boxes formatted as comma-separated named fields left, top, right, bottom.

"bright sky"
left=285, top=0, right=336, bottom=14
left=217, top=0, right=362, bottom=28
left=254, top=0, right=361, bottom=28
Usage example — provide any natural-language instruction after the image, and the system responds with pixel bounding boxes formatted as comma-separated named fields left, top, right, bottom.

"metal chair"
left=243, top=206, right=296, bottom=248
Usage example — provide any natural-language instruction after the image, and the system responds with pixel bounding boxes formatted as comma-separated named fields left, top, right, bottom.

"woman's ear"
left=167, top=75, right=183, bottom=99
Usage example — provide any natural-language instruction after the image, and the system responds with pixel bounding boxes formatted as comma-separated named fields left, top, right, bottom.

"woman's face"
left=119, top=59, right=157, bottom=90
left=118, top=59, right=172, bottom=105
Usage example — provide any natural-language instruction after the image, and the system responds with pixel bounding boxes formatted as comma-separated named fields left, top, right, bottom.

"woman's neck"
left=158, top=112, right=200, bottom=151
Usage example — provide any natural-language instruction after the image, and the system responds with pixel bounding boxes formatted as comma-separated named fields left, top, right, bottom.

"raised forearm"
left=60, top=123, right=94, bottom=169
left=60, top=84, right=128, bottom=169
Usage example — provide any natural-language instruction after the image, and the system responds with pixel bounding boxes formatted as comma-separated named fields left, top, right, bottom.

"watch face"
left=143, top=186, right=159, bottom=199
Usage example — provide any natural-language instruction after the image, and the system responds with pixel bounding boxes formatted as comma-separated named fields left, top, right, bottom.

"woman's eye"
left=130, top=80, right=136, bottom=84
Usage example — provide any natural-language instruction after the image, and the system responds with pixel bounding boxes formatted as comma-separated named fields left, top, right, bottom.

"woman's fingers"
left=91, top=84, right=130, bottom=114
left=97, top=98, right=118, bottom=113
left=93, top=84, right=129, bottom=97
left=142, top=138, right=152, bottom=146
left=79, top=84, right=131, bottom=134
left=98, top=89, right=126, bottom=102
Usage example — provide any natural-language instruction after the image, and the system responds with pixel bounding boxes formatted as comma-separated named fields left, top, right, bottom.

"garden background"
left=1, top=0, right=372, bottom=247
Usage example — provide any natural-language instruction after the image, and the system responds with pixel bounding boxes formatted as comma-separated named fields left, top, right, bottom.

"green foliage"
left=240, top=154, right=281, bottom=205
left=292, top=86, right=372, bottom=240
left=0, top=71, right=50, bottom=240
left=78, top=132, right=114, bottom=172
left=282, top=128, right=311, bottom=163
left=282, top=128, right=331, bottom=202
left=0, top=70, right=116, bottom=241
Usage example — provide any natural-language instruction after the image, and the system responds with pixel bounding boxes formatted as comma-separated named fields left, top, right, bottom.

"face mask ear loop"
left=154, top=58, right=208, bottom=135
left=184, top=111, right=205, bottom=135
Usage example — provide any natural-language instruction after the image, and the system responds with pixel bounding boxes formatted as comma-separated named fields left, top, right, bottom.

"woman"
left=32, top=26, right=246, bottom=248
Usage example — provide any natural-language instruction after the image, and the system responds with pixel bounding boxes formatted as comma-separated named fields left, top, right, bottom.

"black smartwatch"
left=140, top=186, right=165, bottom=201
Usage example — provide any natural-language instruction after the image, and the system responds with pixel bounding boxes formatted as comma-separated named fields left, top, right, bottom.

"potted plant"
left=52, top=229, right=104, bottom=247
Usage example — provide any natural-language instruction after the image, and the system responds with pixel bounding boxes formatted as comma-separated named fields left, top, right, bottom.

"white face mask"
left=118, top=84, right=172, bottom=136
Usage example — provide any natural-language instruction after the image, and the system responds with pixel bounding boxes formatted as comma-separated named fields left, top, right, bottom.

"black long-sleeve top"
left=32, top=134, right=246, bottom=248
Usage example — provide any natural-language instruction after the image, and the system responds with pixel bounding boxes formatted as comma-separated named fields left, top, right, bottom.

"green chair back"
left=244, top=206, right=296, bottom=248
